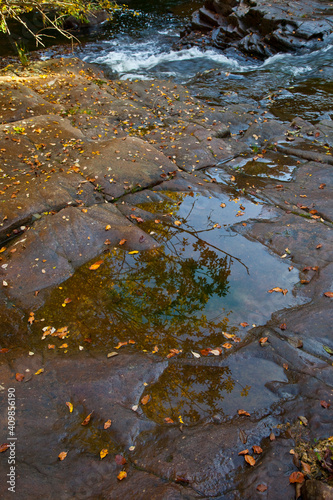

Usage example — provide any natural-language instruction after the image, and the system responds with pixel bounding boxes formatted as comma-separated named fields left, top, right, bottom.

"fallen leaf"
left=283, top=363, right=289, bottom=370
left=164, top=417, right=174, bottom=424
left=244, top=455, right=256, bottom=466
left=128, top=250, right=139, bottom=254
left=222, top=343, right=232, bottom=349
left=104, top=239, right=111, bottom=245
left=323, top=345, right=333, bottom=355
left=257, top=484, right=268, bottom=492
left=280, top=323, right=287, bottom=330
left=81, top=412, right=93, bottom=426
left=115, top=454, right=126, bottom=465
left=191, top=351, right=200, bottom=358
left=128, top=340, right=136, bottom=344
left=259, top=337, right=268, bottom=345
left=289, top=471, right=305, bottom=484
left=119, top=239, right=127, bottom=245
left=324, top=292, right=333, bottom=298
left=0, top=443, right=9, bottom=453
left=107, top=352, right=118, bottom=358
left=141, top=394, right=151, bottom=405
left=238, top=449, right=249, bottom=455
left=240, top=322, right=249, bottom=328
left=320, top=400, right=330, bottom=409
left=0, top=348, right=9, bottom=353
left=238, top=409, right=250, bottom=416
left=58, top=451, right=68, bottom=461
left=268, top=287, right=288, bottom=295
left=319, top=183, right=326, bottom=189
left=115, top=342, right=128, bottom=349
left=35, top=368, right=44, bottom=375
left=299, top=415, right=308, bottom=426
left=100, top=449, right=108, bottom=459
left=301, top=461, right=311, bottom=474
left=253, top=446, right=263, bottom=454
left=178, top=415, right=184, bottom=424
left=59, top=343, right=68, bottom=349
left=64, top=298, right=72, bottom=304
left=269, top=432, right=276, bottom=441
left=66, top=402, right=73, bottom=413
left=15, top=372, right=24, bottom=381
left=211, top=349, right=222, bottom=356
left=174, top=220, right=182, bottom=226
left=89, top=260, right=103, bottom=270
left=223, top=332, right=235, bottom=339
left=239, top=429, right=247, bottom=444
left=220, top=203, right=226, bottom=208
left=105, top=224, right=111, bottom=230
left=28, top=312, right=35, bottom=325
left=117, top=471, right=127, bottom=481
left=104, top=419, right=112, bottom=429
left=316, top=244, right=322, bottom=249
left=200, top=348, right=211, bottom=356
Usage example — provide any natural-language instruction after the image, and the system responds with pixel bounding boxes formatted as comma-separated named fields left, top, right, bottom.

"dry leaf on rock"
left=0, top=443, right=9, bottom=453
left=257, top=484, right=268, bottom=492
left=115, top=455, right=126, bottom=465
left=104, top=419, right=112, bottom=429
left=244, top=455, right=256, bottom=466
left=58, top=451, right=68, bottom=461
left=141, top=394, right=151, bottom=405
left=89, top=260, right=103, bottom=270
left=15, top=373, right=24, bottom=381
left=289, top=471, right=305, bottom=484
left=117, top=471, right=127, bottom=481
left=100, top=449, right=108, bottom=459
left=81, top=412, right=93, bottom=426
left=238, top=449, right=249, bottom=456
left=238, top=409, right=250, bottom=416
left=253, top=446, right=263, bottom=454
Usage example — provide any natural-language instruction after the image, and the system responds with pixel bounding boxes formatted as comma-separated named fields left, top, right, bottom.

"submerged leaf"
left=89, top=260, right=103, bottom=270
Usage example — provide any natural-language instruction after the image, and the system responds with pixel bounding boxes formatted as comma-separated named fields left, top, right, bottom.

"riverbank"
left=0, top=57, right=332, bottom=499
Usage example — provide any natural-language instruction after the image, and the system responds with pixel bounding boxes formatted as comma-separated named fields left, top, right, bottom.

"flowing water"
left=35, top=1, right=331, bottom=423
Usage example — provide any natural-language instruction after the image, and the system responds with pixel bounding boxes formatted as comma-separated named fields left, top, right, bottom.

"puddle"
left=33, top=190, right=305, bottom=357
left=222, top=151, right=298, bottom=181
left=142, top=355, right=288, bottom=424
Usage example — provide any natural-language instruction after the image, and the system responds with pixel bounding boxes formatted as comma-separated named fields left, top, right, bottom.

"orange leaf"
left=174, top=221, right=182, bottom=226
left=257, top=484, right=267, bottom=492
left=28, top=312, right=35, bottom=325
left=104, top=239, right=111, bottom=245
left=64, top=298, right=72, bottom=304
left=289, top=471, right=305, bottom=484
left=164, top=417, right=174, bottom=424
left=105, top=224, right=111, bottom=230
left=0, top=443, right=9, bottom=453
left=81, top=412, right=93, bottom=426
left=253, top=446, right=263, bottom=454
left=119, top=239, right=127, bottom=245
left=238, top=409, right=250, bottom=416
left=117, top=471, right=127, bottom=481
left=141, top=394, right=151, bottom=405
left=222, top=332, right=234, bottom=339
left=240, top=322, right=249, bottom=327
left=244, top=455, right=256, bottom=466
left=115, top=454, right=127, bottom=465
left=115, top=341, right=128, bottom=349
left=238, top=449, right=249, bottom=456
left=104, top=419, right=112, bottom=429
left=283, top=363, right=289, bottom=370
left=15, top=372, right=24, bottom=381
left=200, top=348, right=211, bottom=356
left=89, top=260, right=103, bottom=270
left=222, top=343, right=232, bottom=349
left=259, top=337, right=268, bottom=345
left=58, top=451, right=68, bottom=461
left=324, top=292, right=333, bottom=298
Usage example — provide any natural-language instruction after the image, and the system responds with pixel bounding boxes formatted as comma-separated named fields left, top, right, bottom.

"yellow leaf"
left=105, top=224, right=111, bottom=230
left=100, top=448, right=108, bottom=459
left=35, top=368, right=44, bottom=375
left=117, top=471, right=127, bottom=481
left=66, top=402, right=73, bottom=413
left=178, top=415, right=184, bottom=424
left=0, top=247, right=6, bottom=253
left=128, top=251, right=138, bottom=254
left=104, top=419, right=112, bottom=429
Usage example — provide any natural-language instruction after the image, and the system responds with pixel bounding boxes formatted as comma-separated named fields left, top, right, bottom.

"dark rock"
left=301, top=479, right=333, bottom=500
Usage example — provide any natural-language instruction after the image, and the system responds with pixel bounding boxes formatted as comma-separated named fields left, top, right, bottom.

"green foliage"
left=0, top=0, right=119, bottom=47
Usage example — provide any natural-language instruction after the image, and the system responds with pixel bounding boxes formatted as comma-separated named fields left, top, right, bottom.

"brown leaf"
left=119, top=239, right=127, bottom=245
left=200, top=348, right=212, bottom=356
left=81, top=412, right=93, bottom=426
left=28, top=312, right=35, bottom=325
left=320, top=400, right=330, bottom=409
left=239, top=429, right=247, bottom=444
left=222, top=343, right=233, bottom=349
left=316, top=244, right=322, bottom=249
left=279, top=323, right=287, bottom=330
left=269, top=432, right=276, bottom=441
left=58, top=451, right=68, bottom=461
left=283, top=363, right=289, bottom=370
left=89, top=260, right=103, bottom=270
left=0, top=348, right=9, bottom=353
left=104, top=239, right=111, bottom=245
left=240, top=322, right=249, bottom=328
left=0, top=443, right=9, bottom=453
left=289, top=471, right=305, bottom=484
left=238, top=449, right=249, bottom=455
left=257, top=484, right=268, bottom=492
left=164, top=417, right=174, bottom=424
left=259, top=337, right=268, bottom=345
left=115, top=454, right=126, bottom=465
left=238, top=409, right=250, bottom=416
left=244, top=455, right=256, bottom=466
left=15, top=372, right=24, bottom=381
left=141, top=394, right=151, bottom=405
left=301, top=461, right=311, bottom=474
left=319, top=183, right=326, bottom=189
left=253, top=445, right=263, bottom=454
left=104, top=419, right=112, bottom=429
left=324, top=292, right=333, bottom=298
